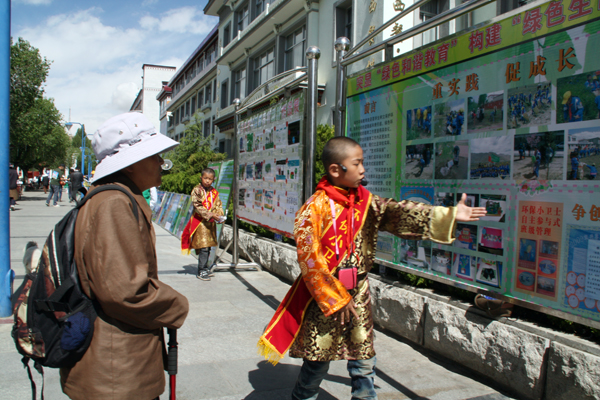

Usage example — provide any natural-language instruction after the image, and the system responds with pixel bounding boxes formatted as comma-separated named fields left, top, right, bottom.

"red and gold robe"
left=259, top=177, right=457, bottom=363
left=181, top=185, right=223, bottom=253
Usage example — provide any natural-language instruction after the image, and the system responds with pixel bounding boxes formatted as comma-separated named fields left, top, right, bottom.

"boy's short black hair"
left=321, top=137, right=361, bottom=172
left=201, top=167, right=216, bottom=177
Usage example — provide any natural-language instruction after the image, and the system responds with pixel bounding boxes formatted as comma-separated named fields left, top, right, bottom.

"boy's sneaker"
left=197, top=271, right=211, bottom=281
left=53, top=204, right=60, bottom=207
left=45, top=203, right=49, bottom=207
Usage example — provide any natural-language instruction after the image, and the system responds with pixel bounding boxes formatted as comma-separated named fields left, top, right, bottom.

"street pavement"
left=1, top=190, right=516, bottom=400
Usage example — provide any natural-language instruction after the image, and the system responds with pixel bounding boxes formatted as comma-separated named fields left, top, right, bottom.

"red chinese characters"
left=401, top=58, right=411, bottom=75
left=392, top=62, right=400, bottom=78
left=425, top=48, right=436, bottom=68
left=522, top=8, right=543, bottom=35
left=364, top=72, right=372, bottom=88
left=381, top=65, right=391, bottom=81
left=544, top=0, right=566, bottom=27
left=485, top=23, right=502, bottom=47
left=356, top=75, right=364, bottom=90
left=413, top=52, right=424, bottom=71
left=437, top=43, right=450, bottom=63
left=568, top=0, right=592, bottom=20
left=468, top=30, right=484, bottom=53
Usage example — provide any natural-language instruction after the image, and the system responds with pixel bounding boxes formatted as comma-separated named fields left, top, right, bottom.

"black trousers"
left=197, top=247, right=211, bottom=274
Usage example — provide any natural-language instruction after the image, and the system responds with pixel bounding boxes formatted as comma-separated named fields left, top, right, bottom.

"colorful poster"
left=345, top=2, right=600, bottom=325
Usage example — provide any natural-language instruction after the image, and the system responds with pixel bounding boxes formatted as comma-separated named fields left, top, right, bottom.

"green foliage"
left=160, top=114, right=226, bottom=194
left=10, top=38, right=69, bottom=172
left=315, top=124, right=335, bottom=183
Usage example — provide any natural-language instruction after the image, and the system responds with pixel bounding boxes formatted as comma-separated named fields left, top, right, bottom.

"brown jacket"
left=190, top=184, right=223, bottom=249
left=60, top=174, right=189, bottom=400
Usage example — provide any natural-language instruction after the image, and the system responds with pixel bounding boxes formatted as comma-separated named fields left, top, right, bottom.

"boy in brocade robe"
left=257, top=137, right=487, bottom=400
left=181, top=168, right=224, bottom=281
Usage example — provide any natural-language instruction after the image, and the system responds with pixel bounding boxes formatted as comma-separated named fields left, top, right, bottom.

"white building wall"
left=141, top=65, right=176, bottom=131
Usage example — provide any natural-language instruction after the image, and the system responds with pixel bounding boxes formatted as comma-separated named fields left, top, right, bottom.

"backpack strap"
left=77, top=185, right=139, bottom=222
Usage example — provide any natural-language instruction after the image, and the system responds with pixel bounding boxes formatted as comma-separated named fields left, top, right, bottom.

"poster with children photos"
left=236, top=92, right=305, bottom=237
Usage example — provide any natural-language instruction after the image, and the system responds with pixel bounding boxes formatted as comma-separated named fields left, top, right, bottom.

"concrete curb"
left=220, top=225, right=600, bottom=400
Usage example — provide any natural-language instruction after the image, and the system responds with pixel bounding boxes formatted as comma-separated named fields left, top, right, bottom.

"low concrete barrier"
left=220, top=226, right=600, bottom=400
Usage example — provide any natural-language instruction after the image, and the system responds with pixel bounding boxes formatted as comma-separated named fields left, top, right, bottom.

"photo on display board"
left=518, top=237, right=537, bottom=269
left=245, top=164, right=254, bottom=180
left=476, top=258, right=502, bottom=288
left=567, top=126, right=600, bottom=180
left=467, top=91, right=504, bottom=134
left=433, top=99, right=465, bottom=138
left=254, top=189, right=263, bottom=208
left=238, top=188, right=246, bottom=207
left=469, top=136, right=511, bottom=180
left=557, top=71, right=600, bottom=124
left=514, top=131, right=564, bottom=181
left=452, top=253, right=476, bottom=281
left=406, top=105, right=432, bottom=140
left=255, top=162, right=263, bottom=180
left=434, top=192, right=454, bottom=207
left=400, top=239, right=431, bottom=269
left=479, top=194, right=506, bottom=222
left=507, top=83, right=552, bottom=129
left=540, top=240, right=559, bottom=259
left=246, top=133, right=254, bottom=152
left=431, top=248, right=452, bottom=275
left=288, top=121, right=300, bottom=145
left=478, top=226, right=504, bottom=256
left=564, top=227, right=600, bottom=314
left=435, top=141, right=469, bottom=179
left=405, top=143, right=434, bottom=179
left=454, top=223, right=478, bottom=251
left=464, top=193, right=479, bottom=207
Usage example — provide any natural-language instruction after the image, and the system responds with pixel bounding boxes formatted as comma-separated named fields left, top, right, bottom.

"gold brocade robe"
left=190, top=184, right=224, bottom=249
left=289, top=190, right=457, bottom=361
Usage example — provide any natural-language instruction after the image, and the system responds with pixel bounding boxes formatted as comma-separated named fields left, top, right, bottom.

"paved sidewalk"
left=1, top=190, right=515, bottom=399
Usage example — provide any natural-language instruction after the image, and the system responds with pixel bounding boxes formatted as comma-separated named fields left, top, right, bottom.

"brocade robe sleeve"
left=212, top=193, right=224, bottom=217
left=375, top=195, right=457, bottom=243
left=294, top=194, right=352, bottom=317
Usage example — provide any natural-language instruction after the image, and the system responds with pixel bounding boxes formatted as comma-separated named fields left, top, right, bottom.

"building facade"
left=129, top=64, right=176, bottom=132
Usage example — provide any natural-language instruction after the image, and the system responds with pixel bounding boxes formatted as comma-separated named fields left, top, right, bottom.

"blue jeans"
left=46, top=185, right=60, bottom=205
left=291, top=357, right=377, bottom=400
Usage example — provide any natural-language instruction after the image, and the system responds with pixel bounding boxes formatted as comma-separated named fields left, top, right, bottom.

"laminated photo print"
left=452, top=253, right=476, bottom=281
left=431, top=248, right=452, bottom=275
left=476, top=258, right=502, bottom=288
left=400, top=239, right=431, bottom=270
left=478, top=226, right=504, bottom=256
left=479, top=194, right=506, bottom=222
left=454, top=223, right=478, bottom=251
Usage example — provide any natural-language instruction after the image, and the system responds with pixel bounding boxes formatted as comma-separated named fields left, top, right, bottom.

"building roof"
left=168, top=24, right=218, bottom=87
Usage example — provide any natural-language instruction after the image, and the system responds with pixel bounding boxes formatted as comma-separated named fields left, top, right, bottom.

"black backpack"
left=12, top=185, right=139, bottom=399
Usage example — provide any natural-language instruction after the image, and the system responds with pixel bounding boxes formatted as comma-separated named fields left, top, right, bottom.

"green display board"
left=346, top=2, right=600, bottom=326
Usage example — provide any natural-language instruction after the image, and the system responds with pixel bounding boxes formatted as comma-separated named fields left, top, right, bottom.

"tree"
left=9, top=37, right=70, bottom=171
left=70, top=127, right=96, bottom=174
left=160, top=115, right=227, bottom=194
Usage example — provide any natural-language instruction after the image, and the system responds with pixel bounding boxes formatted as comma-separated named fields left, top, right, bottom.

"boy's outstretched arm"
left=456, top=193, right=487, bottom=222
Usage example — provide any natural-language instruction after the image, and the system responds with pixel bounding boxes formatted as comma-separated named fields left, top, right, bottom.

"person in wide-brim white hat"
left=91, top=111, right=178, bottom=183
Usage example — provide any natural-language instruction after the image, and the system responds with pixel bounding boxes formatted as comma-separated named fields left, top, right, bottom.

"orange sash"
left=257, top=178, right=371, bottom=364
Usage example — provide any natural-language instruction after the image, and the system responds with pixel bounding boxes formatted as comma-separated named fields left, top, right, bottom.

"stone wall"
left=221, top=226, right=600, bottom=400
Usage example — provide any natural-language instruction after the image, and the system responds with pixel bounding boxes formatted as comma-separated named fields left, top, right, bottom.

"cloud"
left=139, top=7, right=215, bottom=35
left=142, top=0, right=160, bottom=5
left=14, top=0, right=52, bottom=5
left=13, top=7, right=215, bottom=133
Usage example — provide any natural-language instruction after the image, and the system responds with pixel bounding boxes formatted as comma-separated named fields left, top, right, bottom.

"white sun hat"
left=91, top=112, right=179, bottom=183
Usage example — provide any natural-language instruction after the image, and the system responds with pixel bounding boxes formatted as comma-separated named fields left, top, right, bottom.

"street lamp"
left=65, top=122, right=86, bottom=176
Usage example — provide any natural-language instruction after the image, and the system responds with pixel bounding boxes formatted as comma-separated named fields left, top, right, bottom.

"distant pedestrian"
left=69, top=167, right=84, bottom=202
left=41, top=173, right=49, bottom=194
left=45, top=165, right=64, bottom=207
left=60, top=111, right=189, bottom=400
left=9, top=163, right=18, bottom=211
left=181, top=168, right=224, bottom=281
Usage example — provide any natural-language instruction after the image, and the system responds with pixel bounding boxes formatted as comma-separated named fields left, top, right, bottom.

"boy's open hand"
left=456, top=193, right=487, bottom=222
left=335, top=298, right=359, bottom=325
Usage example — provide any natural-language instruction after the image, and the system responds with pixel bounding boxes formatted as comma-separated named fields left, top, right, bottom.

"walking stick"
left=167, top=328, right=178, bottom=400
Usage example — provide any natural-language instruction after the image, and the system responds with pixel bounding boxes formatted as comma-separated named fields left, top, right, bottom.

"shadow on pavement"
left=244, top=361, right=339, bottom=400
left=231, top=270, right=280, bottom=311
left=375, top=367, right=430, bottom=399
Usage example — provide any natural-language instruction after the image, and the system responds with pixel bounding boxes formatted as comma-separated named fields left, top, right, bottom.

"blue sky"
left=11, top=0, right=218, bottom=133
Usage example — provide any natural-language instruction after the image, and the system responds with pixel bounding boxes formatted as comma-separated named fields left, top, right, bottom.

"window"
left=219, top=139, right=225, bottom=154
left=285, top=26, right=306, bottom=71
left=234, top=68, right=246, bottom=100
left=419, top=0, right=450, bottom=44
left=223, top=23, right=232, bottom=47
left=175, top=108, right=180, bottom=125
left=203, top=119, right=211, bottom=138
left=213, top=79, right=217, bottom=102
left=191, top=96, right=196, bottom=114
left=198, top=90, right=204, bottom=107
left=198, top=56, right=204, bottom=72
left=255, top=0, right=274, bottom=17
left=253, top=47, right=275, bottom=90
left=237, top=3, right=249, bottom=32
left=205, top=84, right=212, bottom=104
left=335, top=1, right=352, bottom=43
left=497, top=0, right=530, bottom=15
left=221, top=79, right=229, bottom=109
